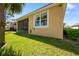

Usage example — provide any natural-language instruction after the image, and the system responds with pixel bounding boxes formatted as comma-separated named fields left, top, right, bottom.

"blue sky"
left=9, top=3, right=79, bottom=26
left=64, top=3, right=79, bottom=25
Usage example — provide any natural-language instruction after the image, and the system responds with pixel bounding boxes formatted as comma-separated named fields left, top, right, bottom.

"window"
left=41, top=12, right=47, bottom=26
left=34, top=11, right=48, bottom=28
left=35, top=15, right=41, bottom=26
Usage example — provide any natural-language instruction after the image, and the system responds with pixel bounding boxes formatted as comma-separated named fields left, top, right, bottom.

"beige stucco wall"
left=28, top=4, right=67, bottom=39
left=16, top=3, right=67, bottom=39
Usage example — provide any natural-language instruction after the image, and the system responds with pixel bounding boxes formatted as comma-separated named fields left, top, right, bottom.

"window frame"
left=35, top=14, right=41, bottom=27
left=34, top=10, right=49, bottom=28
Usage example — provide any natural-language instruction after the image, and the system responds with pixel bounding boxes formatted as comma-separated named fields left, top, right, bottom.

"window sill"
left=34, top=26, right=48, bottom=29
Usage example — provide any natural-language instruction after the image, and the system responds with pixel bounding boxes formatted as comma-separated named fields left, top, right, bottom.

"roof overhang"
left=16, top=3, right=66, bottom=22
left=72, top=23, right=79, bottom=27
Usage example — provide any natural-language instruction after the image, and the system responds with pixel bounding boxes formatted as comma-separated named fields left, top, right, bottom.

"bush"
left=64, top=28, right=79, bottom=41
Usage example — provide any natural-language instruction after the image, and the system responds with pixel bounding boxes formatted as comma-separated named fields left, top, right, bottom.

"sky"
left=64, top=3, right=79, bottom=25
left=9, top=3, right=79, bottom=26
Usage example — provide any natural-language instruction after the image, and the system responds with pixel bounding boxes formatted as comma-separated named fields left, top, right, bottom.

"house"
left=16, top=3, right=67, bottom=39
left=72, top=23, right=79, bottom=29
left=5, top=20, right=16, bottom=31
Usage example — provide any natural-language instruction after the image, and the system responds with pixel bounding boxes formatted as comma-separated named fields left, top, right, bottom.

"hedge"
left=64, top=28, right=79, bottom=41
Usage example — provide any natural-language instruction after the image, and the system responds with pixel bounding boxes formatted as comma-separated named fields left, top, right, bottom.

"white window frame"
left=33, top=10, right=49, bottom=28
left=35, top=13, right=41, bottom=27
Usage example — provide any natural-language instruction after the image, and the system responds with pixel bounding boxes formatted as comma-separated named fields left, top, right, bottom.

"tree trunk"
left=0, top=4, right=5, bottom=47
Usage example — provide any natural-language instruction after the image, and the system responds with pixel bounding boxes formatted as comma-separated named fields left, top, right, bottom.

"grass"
left=0, top=46, right=21, bottom=56
left=5, top=31, right=79, bottom=56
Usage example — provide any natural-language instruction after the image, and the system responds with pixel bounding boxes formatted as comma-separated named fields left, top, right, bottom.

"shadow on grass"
left=15, top=32, right=79, bottom=55
left=0, top=46, right=22, bottom=56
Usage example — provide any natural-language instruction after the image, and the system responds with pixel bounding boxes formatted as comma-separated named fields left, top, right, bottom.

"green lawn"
left=5, top=31, right=79, bottom=56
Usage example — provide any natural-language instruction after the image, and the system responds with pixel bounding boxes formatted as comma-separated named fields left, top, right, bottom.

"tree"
left=0, top=3, right=24, bottom=47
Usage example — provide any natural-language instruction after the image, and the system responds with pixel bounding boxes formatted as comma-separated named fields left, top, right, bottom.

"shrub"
left=64, top=28, right=79, bottom=41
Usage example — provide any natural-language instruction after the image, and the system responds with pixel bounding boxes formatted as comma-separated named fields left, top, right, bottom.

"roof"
left=16, top=3, right=62, bottom=21
left=72, top=23, right=79, bottom=27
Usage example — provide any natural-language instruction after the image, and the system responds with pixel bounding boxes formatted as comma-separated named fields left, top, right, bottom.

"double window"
left=34, top=11, right=48, bottom=28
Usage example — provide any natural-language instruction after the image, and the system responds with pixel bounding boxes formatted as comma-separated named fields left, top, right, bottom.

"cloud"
left=67, top=4, right=75, bottom=10
left=65, top=4, right=76, bottom=15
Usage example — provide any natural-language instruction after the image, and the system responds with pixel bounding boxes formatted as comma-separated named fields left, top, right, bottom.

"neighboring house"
left=72, top=23, right=79, bottom=29
left=64, top=23, right=72, bottom=29
left=16, top=3, right=67, bottom=39
left=5, top=24, right=10, bottom=30
left=5, top=20, right=16, bottom=31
